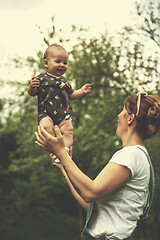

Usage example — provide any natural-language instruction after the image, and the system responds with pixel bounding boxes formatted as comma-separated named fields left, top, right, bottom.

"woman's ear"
left=128, top=114, right=136, bottom=126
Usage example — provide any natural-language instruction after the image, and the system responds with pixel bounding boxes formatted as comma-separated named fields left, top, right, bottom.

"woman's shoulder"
left=110, top=145, right=149, bottom=177
left=114, top=145, right=148, bottom=156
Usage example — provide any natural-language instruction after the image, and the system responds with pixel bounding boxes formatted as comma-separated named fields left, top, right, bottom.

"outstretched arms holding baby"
left=35, top=125, right=131, bottom=204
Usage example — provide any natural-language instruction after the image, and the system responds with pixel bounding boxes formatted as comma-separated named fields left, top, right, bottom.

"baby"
left=28, top=44, right=91, bottom=160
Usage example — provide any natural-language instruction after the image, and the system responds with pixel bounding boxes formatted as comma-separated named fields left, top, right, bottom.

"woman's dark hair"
left=125, top=94, right=160, bottom=139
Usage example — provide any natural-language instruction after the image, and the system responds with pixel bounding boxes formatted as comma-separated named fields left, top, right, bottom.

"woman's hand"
left=35, top=125, right=65, bottom=156
left=50, top=153, right=61, bottom=167
left=50, top=153, right=65, bottom=172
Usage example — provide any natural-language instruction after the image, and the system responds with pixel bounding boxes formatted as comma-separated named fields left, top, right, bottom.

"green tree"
left=135, top=0, right=160, bottom=48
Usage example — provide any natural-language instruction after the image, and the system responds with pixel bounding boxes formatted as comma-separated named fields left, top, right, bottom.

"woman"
left=35, top=93, right=160, bottom=240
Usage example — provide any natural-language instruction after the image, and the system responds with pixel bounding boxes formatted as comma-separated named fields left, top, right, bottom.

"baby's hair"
left=125, top=94, right=160, bottom=139
left=43, top=44, right=66, bottom=59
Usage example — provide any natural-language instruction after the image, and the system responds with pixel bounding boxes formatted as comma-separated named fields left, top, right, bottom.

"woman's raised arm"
left=35, top=125, right=131, bottom=203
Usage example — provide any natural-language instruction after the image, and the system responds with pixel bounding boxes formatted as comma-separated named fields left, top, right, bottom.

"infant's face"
left=44, top=47, right=68, bottom=77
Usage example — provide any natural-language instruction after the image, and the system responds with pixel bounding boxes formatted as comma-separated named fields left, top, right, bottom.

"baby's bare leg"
left=59, top=119, right=73, bottom=149
left=40, top=116, right=61, bottom=162
left=39, top=116, right=55, bottom=136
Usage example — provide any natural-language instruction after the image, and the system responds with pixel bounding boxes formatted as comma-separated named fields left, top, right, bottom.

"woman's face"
left=116, top=106, right=130, bottom=139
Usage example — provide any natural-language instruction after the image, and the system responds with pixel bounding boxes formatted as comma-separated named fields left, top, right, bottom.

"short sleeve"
left=66, top=82, right=74, bottom=96
left=109, top=147, right=140, bottom=177
left=60, top=76, right=74, bottom=96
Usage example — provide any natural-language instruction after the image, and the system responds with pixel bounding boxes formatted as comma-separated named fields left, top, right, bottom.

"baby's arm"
left=28, top=77, right=40, bottom=96
left=69, top=84, right=91, bottom=100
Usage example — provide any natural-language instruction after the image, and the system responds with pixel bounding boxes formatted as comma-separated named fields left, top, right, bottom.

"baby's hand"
left=82, top=84, right=91, bottom=94
left=30, top=76, right=40, bottom=88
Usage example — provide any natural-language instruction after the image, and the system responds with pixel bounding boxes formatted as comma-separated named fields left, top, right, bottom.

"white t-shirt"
left=87, top=145, right=150, bottom=240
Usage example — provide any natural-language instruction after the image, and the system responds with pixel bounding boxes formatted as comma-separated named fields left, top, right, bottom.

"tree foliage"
left=135, top=0, right=160, bottom=48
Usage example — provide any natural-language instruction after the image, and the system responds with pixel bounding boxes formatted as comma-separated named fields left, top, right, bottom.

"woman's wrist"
left=56, top=148, right=68, bottom=162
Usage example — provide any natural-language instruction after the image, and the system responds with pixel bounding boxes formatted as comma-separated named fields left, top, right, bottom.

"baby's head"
left=43, top=44, right=68, bottom=77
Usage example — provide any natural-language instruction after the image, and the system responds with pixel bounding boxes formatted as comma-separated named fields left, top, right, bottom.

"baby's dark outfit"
left=37, top=73, right=74, bottom=125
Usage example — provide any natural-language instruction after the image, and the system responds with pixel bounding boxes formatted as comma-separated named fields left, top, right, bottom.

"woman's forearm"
left=61, top=167, right=88, bottom=211
left=57, top=151, right=131, bottom=203
left=58, top=151, right=96, bottom=203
